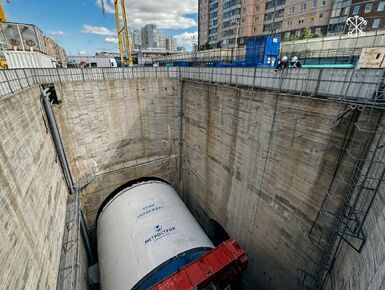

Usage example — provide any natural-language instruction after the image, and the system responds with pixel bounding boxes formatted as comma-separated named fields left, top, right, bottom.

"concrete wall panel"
left=182, top=81, right=358, bottom=289
left=0, top=86, right=68, bottom=289
left=54, top=78, right=181, bottom=228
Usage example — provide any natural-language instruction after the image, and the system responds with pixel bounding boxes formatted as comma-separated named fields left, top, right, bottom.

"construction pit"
left=1, top=67, right=384, bottom=290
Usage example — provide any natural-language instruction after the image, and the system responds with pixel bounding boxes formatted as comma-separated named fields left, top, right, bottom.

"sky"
left=4, top=0, right=198, bottom=55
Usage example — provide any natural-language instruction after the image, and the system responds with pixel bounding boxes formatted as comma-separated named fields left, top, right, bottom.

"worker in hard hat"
left=290, top=56, right=302, bottom=68
left=274, top=56, right=289, bottom=72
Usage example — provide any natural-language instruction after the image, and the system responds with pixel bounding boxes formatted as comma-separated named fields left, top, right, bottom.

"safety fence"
left=0, top=67, right=383, bottom=107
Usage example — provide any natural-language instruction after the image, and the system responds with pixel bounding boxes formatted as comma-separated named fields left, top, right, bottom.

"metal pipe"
left=80, top=210, right=95, bottom=264
left=42, top=88, right=74, bottom=194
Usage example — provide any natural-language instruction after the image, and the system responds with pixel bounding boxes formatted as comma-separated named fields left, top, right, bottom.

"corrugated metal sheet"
left=4, top=51, right=56, bottom=68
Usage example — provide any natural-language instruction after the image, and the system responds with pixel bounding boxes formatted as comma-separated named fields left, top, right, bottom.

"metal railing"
left=297, top=75, right=385, bottom=289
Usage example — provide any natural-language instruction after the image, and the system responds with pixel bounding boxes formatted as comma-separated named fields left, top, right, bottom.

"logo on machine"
left=136, top=202, right=164, bottom=219
left=144, top=224, right=176, bottom=244
left=154, top=224, right=162, bottom=232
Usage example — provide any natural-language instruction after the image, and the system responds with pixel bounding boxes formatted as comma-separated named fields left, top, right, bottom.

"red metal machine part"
left=150, top=239, right=248, bottom=290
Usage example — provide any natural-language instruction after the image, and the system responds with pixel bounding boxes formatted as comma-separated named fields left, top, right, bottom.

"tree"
left=302, top=27, right=313, bottom=39
left=313, top=31, right=324, bottom=38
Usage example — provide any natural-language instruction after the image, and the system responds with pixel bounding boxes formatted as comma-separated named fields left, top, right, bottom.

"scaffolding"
left=297, top=75, right=385, bottom=289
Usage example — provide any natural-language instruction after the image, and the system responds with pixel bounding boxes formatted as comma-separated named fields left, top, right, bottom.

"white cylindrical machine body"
left=97, top=179, right=214, bottom=290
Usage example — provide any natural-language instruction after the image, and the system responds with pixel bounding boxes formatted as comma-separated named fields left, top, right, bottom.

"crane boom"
left=113, top=0, right=132, bottom=66
left=0, top=0, right=9, bottom=23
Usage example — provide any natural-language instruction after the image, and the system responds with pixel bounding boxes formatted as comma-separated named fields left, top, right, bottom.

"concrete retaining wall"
left=181, top=80, right=375, bottom=289
left=0, top=85, right=68, bottom=289
left=53, top=78, right=182, bottom=228
left=328, top=116, right=385, bottom=290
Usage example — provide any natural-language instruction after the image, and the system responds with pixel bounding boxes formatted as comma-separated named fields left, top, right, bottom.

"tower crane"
left=101, top=0, right=133, bottom=66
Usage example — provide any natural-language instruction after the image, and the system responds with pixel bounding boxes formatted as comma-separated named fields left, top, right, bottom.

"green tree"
left=313, top=31, right=324, bottom=38
left=302, top=27, right=313, bottom=39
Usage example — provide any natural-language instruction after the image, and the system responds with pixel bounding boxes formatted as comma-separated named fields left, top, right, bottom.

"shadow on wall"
left=206, top=218, right=231, bottom=246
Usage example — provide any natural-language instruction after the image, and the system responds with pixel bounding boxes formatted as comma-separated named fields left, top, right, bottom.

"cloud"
left=48, top=31, right=66, bottom=36
left=104, top=37, right=118, bottom=44
left=81, top=24, right=115, bottom=35
left=96, top=0, right=197, bottom=30
left=174, top=31, right=198, bottom=50
left=79, top=51, right=87, bottom=55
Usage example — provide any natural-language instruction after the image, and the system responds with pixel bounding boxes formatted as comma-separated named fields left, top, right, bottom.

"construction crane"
left=0, top=0, right=8, bottom=69
left=101, top=0, right=132, bottom=66
left=0, top=0, right=9, bottom=23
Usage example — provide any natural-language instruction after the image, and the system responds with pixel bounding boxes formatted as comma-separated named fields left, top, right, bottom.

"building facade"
left=166, top=36, right=177, bottom=51
left=141, top=24, right=157, bottom=49
left=198, top=0, right=385, bottom=49
left=132, top=29, right=142, bottom=50
left=44, top=36, right=68, bottom=68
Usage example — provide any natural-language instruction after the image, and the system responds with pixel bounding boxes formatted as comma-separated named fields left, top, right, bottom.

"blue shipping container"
left=245, top=36, right=280, bottom=68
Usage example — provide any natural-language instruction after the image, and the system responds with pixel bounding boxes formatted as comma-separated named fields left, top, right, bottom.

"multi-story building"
left=155, top=31, right=166, bottom=49
left=139, top=24, right=177, bottom=51
left=166, top=36, right=177, bottom=51
left=132, top=29, right=142, bottom=50
left=141, top=24, right=157, bottom=49
left=328, top=0, right=385, bottom=35
left=278, top=0, right=333, bottom=39
left=199, top=0, right=385, bottom=49
left=44, top=36, right=68, bottom=67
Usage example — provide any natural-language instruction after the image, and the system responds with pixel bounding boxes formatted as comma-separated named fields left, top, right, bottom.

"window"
left=301, top=3, right=307, bottom=11
left=378, top=1, right=385, bottom=11
left=319, top=13, right=324, bottom=19
left=353, top=5, right=360, bottom=14
left=242, top=17, right=246, bottom=23
left=298, top=18, right=304, bottom=24
left=312, top=0, right=317, bottom=8
left=256, top=5, right=260, bottom=11
left=287, top=19, right=293, bottom=26
left=343, top=7, right=350, bottom=15
left=310, top=16, right=314, bottom=21
left=372, top=18, right=380, bottom=28
left=285, top=32, right=291, bottom=39
left=254, top=16, right=259, bottom=22
left=365, top=3, right=372, bottom=13
left=321, top=0, right=327, bottom=6
left=289, top=6, right=295, bottom=13
left=253, top=27, right=257, bottom=32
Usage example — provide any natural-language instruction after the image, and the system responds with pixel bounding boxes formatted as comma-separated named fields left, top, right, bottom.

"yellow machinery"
left=0, top=0, right=8, bottom=22
left=114, top=0, right=132, bottom=66
left=0, top=0, right=8, bottom=69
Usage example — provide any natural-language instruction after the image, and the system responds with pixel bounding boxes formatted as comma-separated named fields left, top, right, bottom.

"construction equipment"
left=0, top=0, right=9, bottom=68
left=0, top=0, right=9, bottom=23
left=101, top=0, right=132, bottom=66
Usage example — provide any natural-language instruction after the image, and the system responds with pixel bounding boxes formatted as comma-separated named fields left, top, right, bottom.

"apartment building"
left=199, top=0, right=333, bottom=48
left=347, top=0, right=385, bottom=31
left=132, top=29, right=142, bottom=50
left=327, top=0, right=385, bottom=35
left=44, top=36, right=68, bottom=68
left=141, top=24, right=157, bottom=49
left=199, top=0, right=385, bottom=49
